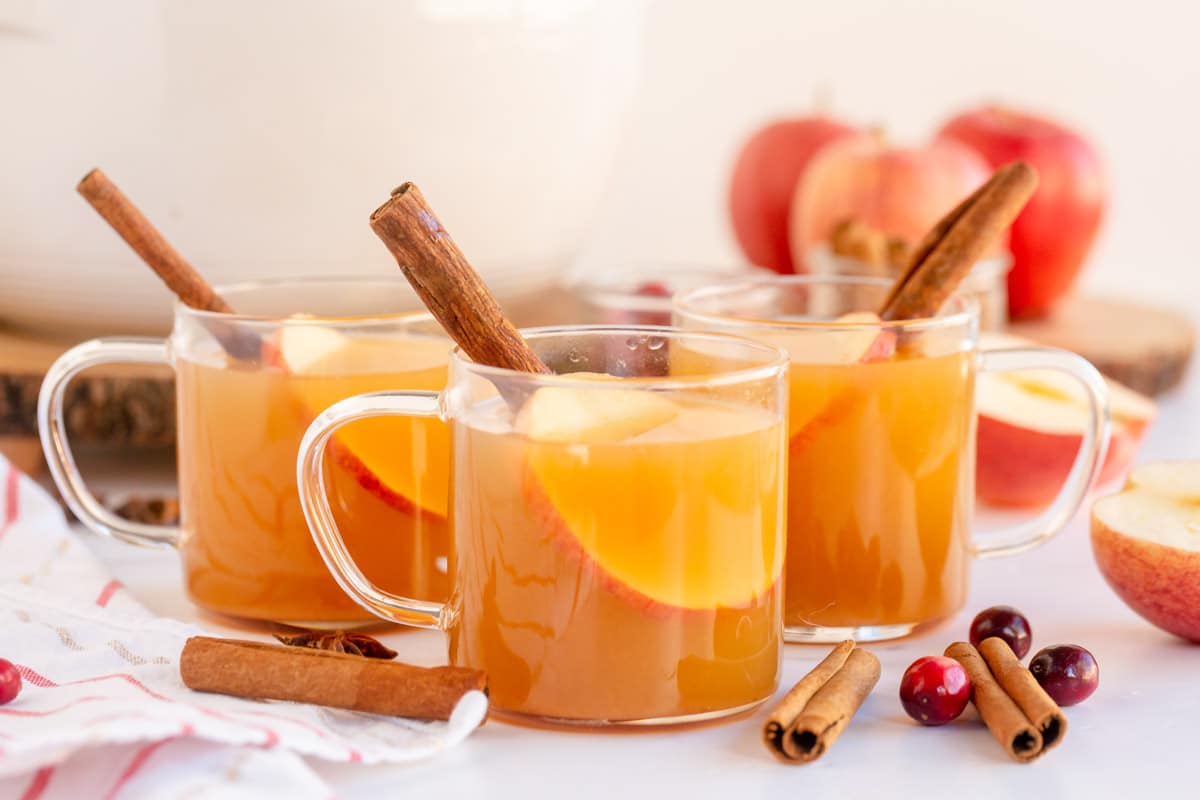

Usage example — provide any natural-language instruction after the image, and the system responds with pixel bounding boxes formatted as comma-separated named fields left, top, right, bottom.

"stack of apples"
left=728, top=104, right=1106, bottom=319
left=728, top=105, right=1154, bottom=508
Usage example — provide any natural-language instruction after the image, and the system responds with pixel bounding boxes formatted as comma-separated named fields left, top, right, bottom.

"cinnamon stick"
left=76, top=169, right=260, bottom=359
left=77, top=169, right=232, bottom=313
left=370, top=183, right=549, bottom=375
left=979, top=637, right=1067, bottom=752
left=762, top=641, right=880, bottom=764
left=180, top=636, right=487, bottom=722
left=945, top=641, right=1042, bottom=763
left=879, top=161, right=1037, bottom=321
left=763, top=639, right=854, bottom=760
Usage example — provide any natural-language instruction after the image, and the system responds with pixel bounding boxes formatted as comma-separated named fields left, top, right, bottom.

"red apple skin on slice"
left=1091, top=524, right=1200, bottom=642
left=327, top=439, right=443, bottom=523
left=521, top=447, right=783, bottom=618
left=522, top=461, right=779, bottom=620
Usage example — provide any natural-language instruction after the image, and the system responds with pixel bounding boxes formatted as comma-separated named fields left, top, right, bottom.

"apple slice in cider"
left=516, top=379, right=782, bottom=615
left=275, top=325, right=451, bottom=520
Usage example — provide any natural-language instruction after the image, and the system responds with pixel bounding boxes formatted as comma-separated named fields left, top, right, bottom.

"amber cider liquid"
left=176, top=336, right=450, bottom=624
left=783, top=349, right=974, bottom=631
left=446, top=393, right=784, bottom=723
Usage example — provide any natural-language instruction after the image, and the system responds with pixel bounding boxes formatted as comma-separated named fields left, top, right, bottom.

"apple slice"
left=783, top=311, right=895, bottom=452
left=514, top=375, right=679, bottom=444
left=976, top=332, right=1156, bottom=508
left=776, top=311, right=895, bottom=365
left=275, top=325, right=451, bottom=519
left=520, top=386, right=782, bottom=613
left=1091, top=465, right=1200, bottom=642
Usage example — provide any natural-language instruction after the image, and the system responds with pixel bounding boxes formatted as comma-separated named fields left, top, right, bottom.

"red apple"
left=1091, top=463, right=1200, bottom=642
left=976, top=333, right=1155, bottom=508
left=728, top=116, right=858, bottom=273
left=789, top=134, right=992, bottom=271
left=937, top=105, right=1106, bottom=318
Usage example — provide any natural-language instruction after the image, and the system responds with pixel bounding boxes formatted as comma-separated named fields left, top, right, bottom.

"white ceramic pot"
left=0, top=0, right=644, bottom=333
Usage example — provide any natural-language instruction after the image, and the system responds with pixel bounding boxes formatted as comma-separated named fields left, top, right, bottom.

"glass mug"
left=674, top=276, right=1110, bottom=643
left=39, top=277, right=452, bottom=626
left=297, top=326, right=789, bottom=726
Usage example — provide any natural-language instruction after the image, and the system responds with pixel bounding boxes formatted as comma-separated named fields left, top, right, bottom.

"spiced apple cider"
left=301, top=325, right=791, bottom=725
left=175, top=281, right=454, bottom=624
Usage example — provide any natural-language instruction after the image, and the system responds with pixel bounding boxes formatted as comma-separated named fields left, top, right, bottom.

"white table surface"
left=81, top=368, right=1200, bottom=800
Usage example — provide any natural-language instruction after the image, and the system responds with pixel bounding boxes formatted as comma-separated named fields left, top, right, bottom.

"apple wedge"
left=781, top=311, right=896, bottom=450
left=274, top=325, right=450, bottom=520
left=777, top=311, right=896, bottom=365
left=976, top=332, right=1156, bottom=508
left=514, top=374, right=679, bottom=444
left=1091, top=464, right=1200, bottom=642
left=518, top=381, right=782, bottom=614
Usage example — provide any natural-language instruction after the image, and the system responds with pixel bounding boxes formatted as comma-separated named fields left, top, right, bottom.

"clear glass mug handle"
left=37, top=338, right=180, bottom=547
left=974, top=347, right=1111, bottom=558
left=296, top=390, right=447, bottom=630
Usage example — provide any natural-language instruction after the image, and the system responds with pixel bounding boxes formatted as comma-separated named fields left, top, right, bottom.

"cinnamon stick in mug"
left=77, top=168, right=260, bottom=359
left=77, top=169, right=232, bottom=314
left=879, top=161, right=1037, bottom=321
left=180, top=636, right=487, bottom=722
left=369, top=182, right=549, bottom=375
left=762, top=641, right=880, bottom=764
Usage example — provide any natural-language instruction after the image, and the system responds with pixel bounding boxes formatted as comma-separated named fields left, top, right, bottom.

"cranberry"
left=969, top=606, right=1032, bottom=659
left=1029, top=645, right=1098, bottom=706
left=899, top=656, right=972, bottom=725
left=635, top=281, right=672, bottom=298
left=0, top=659, right=21, bottom=706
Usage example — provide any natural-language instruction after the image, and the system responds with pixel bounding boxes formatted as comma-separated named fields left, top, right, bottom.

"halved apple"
left=274, top=325, right=450, bottom=520
left=1091, top=464, right=1200, bottom=642
left=518, top=383, right=783, bottom=614
left=976, top=332, right=1156, bottom=508
left=1125, top=462, right=1200, bottom=503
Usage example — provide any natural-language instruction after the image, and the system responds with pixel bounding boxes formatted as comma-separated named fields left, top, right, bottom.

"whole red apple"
left=728, top=116, right=858, bottom=273
left=788, top=134, right=992, bottom=271
left=937, top=105, right=1106, bottom=319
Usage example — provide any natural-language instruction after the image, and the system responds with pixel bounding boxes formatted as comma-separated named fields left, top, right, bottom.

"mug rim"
left=450, top=324, right=791, bottom=390
left=673, top=274, right=979, bottom=333
left=173, top=275, right=437, bottom=328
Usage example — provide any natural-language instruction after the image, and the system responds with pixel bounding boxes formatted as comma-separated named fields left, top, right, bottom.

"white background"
left=578, top=0, right=1200, bottom=311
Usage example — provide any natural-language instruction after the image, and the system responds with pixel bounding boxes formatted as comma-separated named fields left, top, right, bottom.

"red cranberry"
left=1029, top=645, right=1098, bottom=706
left=899, top=656, right=972, bottom=725
left=969, top=606, right=1032, bottom=659
left=0, top=659, right=21, bottom=705
left=635, top=281, right=672, bottom=298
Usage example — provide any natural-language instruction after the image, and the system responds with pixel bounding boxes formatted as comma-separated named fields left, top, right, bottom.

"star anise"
left=274, top=630, right=398, bottom=659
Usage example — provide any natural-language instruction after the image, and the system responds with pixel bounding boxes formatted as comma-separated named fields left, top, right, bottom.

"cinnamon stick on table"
left=945, top=641, right=1049, bottom=763
left=762, top=640, right=880, bottom=764
left=879, top=161, right=1037, bottom=321
left=180, top=636, right=487, bottom=722
left=979, top=636, right=1067, bottom=752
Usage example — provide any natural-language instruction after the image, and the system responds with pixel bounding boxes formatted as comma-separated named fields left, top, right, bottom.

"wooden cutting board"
left=1010, top=295, right=1195, bottom=396
left=0, top=326, right=176, bottom=474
